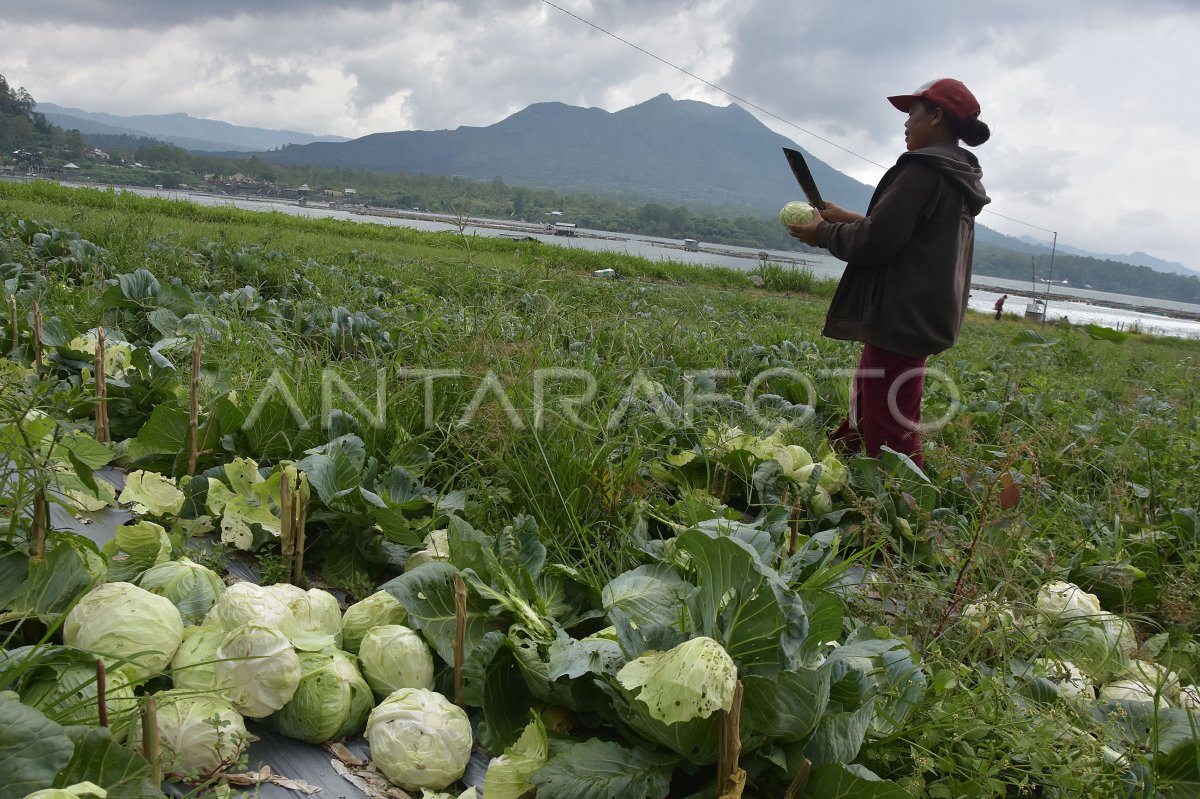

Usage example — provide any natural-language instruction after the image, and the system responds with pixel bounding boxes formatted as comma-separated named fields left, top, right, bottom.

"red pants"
left=829, top=343, right=928, bottom=469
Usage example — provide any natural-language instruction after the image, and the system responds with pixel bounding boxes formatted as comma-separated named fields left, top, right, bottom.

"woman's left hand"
left=787, top=214, right=823, bottom=246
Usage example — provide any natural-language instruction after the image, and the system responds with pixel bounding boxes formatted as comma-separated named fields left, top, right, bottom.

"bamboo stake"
left=140, top=697, right=161, bottom=786
left=95, top=659, right=109, bottom=728
left=30, top=488, right=48, bottom=560
left=280, top=472, right=294, bottom=576
left=717, top=681, right=746, bottom=799
left=186, top=338, right=201, bottom=475
left=783, top=758, right=813, bottom=799
left=292, top=477, right=308, bottom=585
left=8, top=295, right=17, bottom=355
left=453, top=573, right=467, bottom=708
left=32, top=300, right=43, bottom=375
left=94, top=327, right=109, bottom=443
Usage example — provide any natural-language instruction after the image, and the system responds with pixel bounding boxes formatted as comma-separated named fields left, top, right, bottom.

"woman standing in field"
left=789, top=78, right=991, bottom=469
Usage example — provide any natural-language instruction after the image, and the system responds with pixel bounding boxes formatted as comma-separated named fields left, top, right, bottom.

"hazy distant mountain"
left=257, top=93, right=878, bottom=217
left=36, top=102, right=349, bottom=153
left=1014, top=235, right=1200, bottom=278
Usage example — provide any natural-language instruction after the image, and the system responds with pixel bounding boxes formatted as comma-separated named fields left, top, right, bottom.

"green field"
left=3, top=180, right=1200, bottom=798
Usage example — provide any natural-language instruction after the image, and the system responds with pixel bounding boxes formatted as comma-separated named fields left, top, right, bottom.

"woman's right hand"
left=816, top=201, right=863, bottom=224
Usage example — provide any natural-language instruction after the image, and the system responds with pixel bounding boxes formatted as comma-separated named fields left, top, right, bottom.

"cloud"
left=3, top=0, right=1199, bottom=265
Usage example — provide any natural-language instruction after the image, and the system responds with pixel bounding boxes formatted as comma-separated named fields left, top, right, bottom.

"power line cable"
left=539, top=0, right=1055, bottom=236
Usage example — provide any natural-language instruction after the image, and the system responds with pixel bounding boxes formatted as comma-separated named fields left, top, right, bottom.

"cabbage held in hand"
left=367, top=687, right=473, bottom=791
left=215, top=623, right=301, bottom=718
left=272, top=650, right=374, bottom=743
left=779, top=201, right=815, bottom=228
left=63, top=581, right=184, bottom=681
left=360, top=624, right=435, bottom=699
left=127, top=689, right=250, bottom=779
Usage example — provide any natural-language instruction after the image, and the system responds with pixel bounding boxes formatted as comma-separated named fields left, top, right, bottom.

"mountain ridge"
left=35, top=102, right=349, bottom=153
left=36, top=95, right=1196, bottom=277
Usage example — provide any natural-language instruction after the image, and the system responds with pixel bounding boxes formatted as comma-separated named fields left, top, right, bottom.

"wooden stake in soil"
left=783, top=757, right=813, bottom=799
left=717, top=680, right=746, bottom=799
left=32, top=300, right=43, bottom=375
left=186, top=337, right=201, bottom=475
left=7, top=295, right=16, bottom=355
left=140, top=696, right=161, bottom=786
left=95, top=658, right=109, bottom=728
left=30, top=488, right=48, bottom=560
left=94, top=326, right=110, bottom=443
left=280, top=471, right=294, bottom=574
left=453, top=572, right=467, bottom=708
left=291, top=474, right=309, bottom=585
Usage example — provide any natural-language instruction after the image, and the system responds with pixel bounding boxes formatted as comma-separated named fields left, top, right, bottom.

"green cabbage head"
left=138, top=557, right=225, bottom=623
left=616, top=635, right=737, bottom=724
left=127, top=689, right=250, bottom=779
left=63, top=581, right=184, bottom=681
left=272, top=650, right=374, bottom=743
left=779, top=201, right=815, bottom=227
left=24, top=782, right=107, bottom=799
left=366, top=687, right=473, bottom=791
left=341, top=590, right=407, bottom=654
left=170, top=623, right=232, bottom=694
left=17, top=648, right=141, bottom=740
left=214, top=623, right=301, bottom=718
left=360, top=624, right=435, bottom=699
left=267, top=584, right=343, bottom=648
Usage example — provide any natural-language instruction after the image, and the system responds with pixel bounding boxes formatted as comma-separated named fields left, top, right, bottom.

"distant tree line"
left=973, top=243, right=1200, bottom=304
left=0, top=74, right=84, bottom=164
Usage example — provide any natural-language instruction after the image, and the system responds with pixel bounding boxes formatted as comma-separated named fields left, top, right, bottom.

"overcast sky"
left=4, top=0, right=1198, bottom=268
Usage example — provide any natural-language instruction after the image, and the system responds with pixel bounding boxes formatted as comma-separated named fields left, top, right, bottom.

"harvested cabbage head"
left=272, top=650, right=374, bottom=744
left=779, top=201, right=815, bottom=227
left=18, top=651, right=140, bottom=740
left=139, top=557, right=225, bottom=624
left=268, top=585, right=343, bottom=647
left=214, top=623, right=301, bottom=718
left=206, top=581, right=332, bottom=651
left=367, top=687, right=473, bottom=791
left=170, top=623, right=232, bottom=694
left=360, top=624, right=436, bottom=699
left=63, top=581, right=184, bottom=681
left=127, top=690, right=250, bottom=779
left=341, top=590, right=407, bottom=654
left=616, top=635, right=737, bottom=724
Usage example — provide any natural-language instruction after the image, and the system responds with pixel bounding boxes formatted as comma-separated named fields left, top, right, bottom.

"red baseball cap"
left=888, top=78, right=980, bottom=121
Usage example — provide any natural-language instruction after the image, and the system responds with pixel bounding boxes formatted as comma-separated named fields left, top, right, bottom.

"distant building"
left=683, top=238, right=699, bottom=251
left=551, top=222, right=577, bottom=236
left=62, top=163, right=80, bottom=169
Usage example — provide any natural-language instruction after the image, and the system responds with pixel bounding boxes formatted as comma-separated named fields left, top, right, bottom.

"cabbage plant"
left=272, top=650, right=373, bottom=743
left=616, top=636, right=736, bottom=724
left=366, top=687, right=473, bottom=791
left=63, top=581, right=184, bottom=681
left=127, top=689, right=250, bottom=779
left=214, top=623, right=301, bottom=718
left=206, top=581, right=332, bottom=651
left=360, top=624, right=435, bottom=699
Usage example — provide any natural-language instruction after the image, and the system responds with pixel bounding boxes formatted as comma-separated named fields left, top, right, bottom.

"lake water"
left=98, top=184, right=1200, bottom=341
